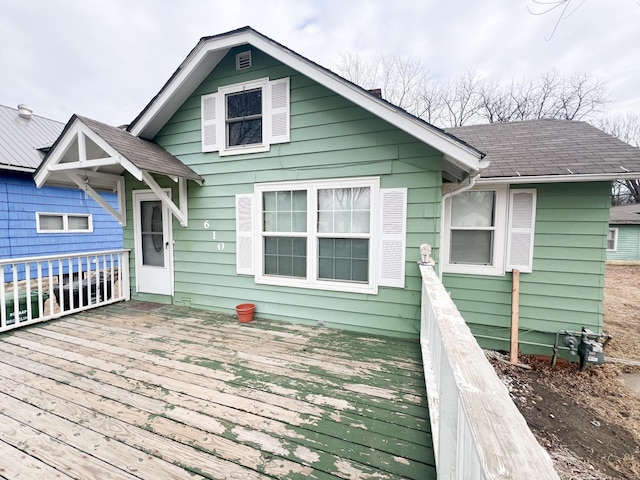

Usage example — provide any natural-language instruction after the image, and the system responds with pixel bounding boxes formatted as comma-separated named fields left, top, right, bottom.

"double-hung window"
left=201, top=77, right=290, bottom=155
left=226, top=87, right=263, bottom=147
left=449, top=190, right=499, bottom=267
left=442, top=185, right=536, bottom=275
left=236, top=177, right=407, bottom=294
left=263, top=190, right=308, bottom=278
left=317, top=186, right=371, bottom=283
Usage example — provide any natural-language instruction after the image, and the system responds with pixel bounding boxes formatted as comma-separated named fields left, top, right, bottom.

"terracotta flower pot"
left=235, top=303, right=256, bottom=323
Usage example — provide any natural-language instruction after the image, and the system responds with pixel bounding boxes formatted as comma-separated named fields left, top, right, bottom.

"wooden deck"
left=0, top=300, right=434, bottom=479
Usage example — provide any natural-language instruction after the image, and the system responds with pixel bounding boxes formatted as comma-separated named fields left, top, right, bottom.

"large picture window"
left=258, top=181, right=375, bottom=292
left=236, top=177, right=407, bottom=294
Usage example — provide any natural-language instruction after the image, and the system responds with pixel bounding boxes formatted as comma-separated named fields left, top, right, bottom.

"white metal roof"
left=0, top=104, right=64, bottom=172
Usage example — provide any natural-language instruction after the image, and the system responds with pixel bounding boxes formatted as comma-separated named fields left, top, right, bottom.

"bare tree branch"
left=597, top=114, right=640, bottom=205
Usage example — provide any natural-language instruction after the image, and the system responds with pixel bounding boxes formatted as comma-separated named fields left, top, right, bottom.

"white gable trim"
left=35, top=117, right=191, bottom=228
left=128, top=29, right=483, bottom=175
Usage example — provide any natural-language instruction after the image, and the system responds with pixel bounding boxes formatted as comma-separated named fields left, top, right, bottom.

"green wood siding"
left=125, top=46, right=445, bottom=338
left=607, top=225, right=640, bottom=261
left=442, top=182, right=610, bottom=355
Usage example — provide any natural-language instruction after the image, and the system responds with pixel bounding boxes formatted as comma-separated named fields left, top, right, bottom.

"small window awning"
left=34, top=115, right=204, bottom=227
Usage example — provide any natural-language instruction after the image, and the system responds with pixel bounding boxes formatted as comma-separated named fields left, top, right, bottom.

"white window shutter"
left=378, top=188, right=407, bottom=288
left=506, top=189, right=537, bottom=273
left=236, top=194, right=255, bottom=275
left=269, top=77, right=290, bottom=144
left=201, top=93, right=219, bottom=152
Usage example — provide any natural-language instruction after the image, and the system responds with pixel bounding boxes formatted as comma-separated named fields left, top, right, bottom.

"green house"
left=608, top=204, right=640, bottom=262
left=35, top=27, right=640, bottom=356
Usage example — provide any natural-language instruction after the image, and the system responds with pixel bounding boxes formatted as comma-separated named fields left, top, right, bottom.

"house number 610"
left=203, top=221, right=224, bottom=250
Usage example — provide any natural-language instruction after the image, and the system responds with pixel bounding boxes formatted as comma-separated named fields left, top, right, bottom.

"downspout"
left=439, top=172, right=480, bottom=280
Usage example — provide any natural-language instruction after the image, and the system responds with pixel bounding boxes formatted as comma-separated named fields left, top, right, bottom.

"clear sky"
left=1, top=0, right=638, bottom=127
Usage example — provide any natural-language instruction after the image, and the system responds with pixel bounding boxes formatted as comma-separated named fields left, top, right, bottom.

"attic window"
left=201, top=77, right=290, bottom=155
left=236, top=51, right=252, bottom=70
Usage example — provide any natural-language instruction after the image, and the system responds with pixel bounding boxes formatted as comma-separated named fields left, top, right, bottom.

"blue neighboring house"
left=0, top=104, right=122, bottom=281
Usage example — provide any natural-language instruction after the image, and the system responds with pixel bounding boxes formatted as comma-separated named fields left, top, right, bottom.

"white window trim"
left=441, top=184, right=509, bottom=276
left=607, top=227, right=619, bottom=251
left=201, top=77, right=290, bottom=156
left=36, top=212, right=93, bottom=233
left=218, top=77, right=270, bottom=156
left=254, top=177, right=380, bottom=295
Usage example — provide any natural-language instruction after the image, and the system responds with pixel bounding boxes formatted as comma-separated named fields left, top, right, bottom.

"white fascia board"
left=34, top=117, right=82, bottom=187
left=47, top=157, right=118, bottom=171
left=476, top=172, right=640, bottom=185
left=129, top=42, right=236, bottom=138
left=130, top=31, right=483, bottom=175
left=1, top=165, right=35, bottom=173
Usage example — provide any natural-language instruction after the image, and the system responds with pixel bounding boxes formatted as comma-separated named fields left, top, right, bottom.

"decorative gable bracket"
left=140, top=172, right=189, bottom=227
left=35, top=117, right=199, bottom=228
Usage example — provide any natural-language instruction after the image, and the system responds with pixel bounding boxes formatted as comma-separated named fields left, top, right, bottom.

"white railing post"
left=0, top=249, right=130, bottom=333
left=418, top=244, right=559, bottom=479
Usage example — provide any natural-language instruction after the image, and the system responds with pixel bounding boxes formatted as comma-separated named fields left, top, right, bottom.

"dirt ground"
left=491, top=264, right=640, bottom=479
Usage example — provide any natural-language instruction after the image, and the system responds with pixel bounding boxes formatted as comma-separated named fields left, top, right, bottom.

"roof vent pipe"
left=17, top=104, right=33, bottom=119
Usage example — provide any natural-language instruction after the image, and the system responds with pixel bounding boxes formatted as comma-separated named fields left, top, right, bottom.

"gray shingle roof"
left=446, top=119, right=640, bottom=179
left=75, top=115, right=203, bottom=183
left=0, top=104, right=64, bottom=171
left=610, top=204, right=640, bottom=224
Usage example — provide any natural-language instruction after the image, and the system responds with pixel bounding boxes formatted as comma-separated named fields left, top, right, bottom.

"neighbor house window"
left=607, top=228, right=618, bottom=251
left=201, top=76, right=290, bottom=156
left=442, top=186, right=536, bottom=276
left=235, top=177, right=407, bottom=294
left=36, top=213, right=93, bottom=233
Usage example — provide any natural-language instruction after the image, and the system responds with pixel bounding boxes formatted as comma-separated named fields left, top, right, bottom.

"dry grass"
left=603, top=264, right=640, bottom=361
left=494, top=264, right=640, bottom=479
left=554, top=264, right=640, bottom=479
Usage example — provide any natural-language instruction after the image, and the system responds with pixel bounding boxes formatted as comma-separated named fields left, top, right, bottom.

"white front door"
left=133, top=190, right=174, bottom=296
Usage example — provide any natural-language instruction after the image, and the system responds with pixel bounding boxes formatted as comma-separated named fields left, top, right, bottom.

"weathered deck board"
left=0, top=301, right=436, bottom=479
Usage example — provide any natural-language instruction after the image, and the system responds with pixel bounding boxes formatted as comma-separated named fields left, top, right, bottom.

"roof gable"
left=34, top=115, right=203, bottom=191
left=127, top=26, right=484, bottom=178
left=447, top=119, right=640, bottom=183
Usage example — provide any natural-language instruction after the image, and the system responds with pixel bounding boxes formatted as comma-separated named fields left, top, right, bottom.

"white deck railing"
left=1, top=249, right=130, bottom=333
left=419, top=261, right=560, bottom=479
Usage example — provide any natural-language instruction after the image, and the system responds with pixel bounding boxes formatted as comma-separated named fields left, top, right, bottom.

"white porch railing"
left=419, top=260, right=560, bottom=479
left=1, top=249, right=130, bottom=333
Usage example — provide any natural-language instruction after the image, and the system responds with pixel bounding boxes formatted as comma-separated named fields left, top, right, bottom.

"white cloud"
left=0, top=0, right=637, bottom=126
